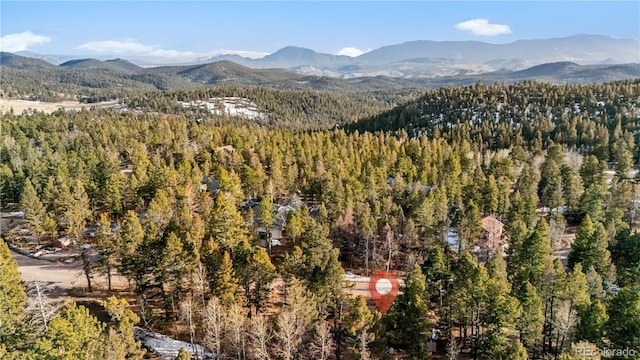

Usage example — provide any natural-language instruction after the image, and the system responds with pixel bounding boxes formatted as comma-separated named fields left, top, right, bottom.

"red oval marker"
left=369, top=271, right=398, bottom=315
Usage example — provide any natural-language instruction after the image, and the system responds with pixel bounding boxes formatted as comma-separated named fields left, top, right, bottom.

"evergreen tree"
left=118, top=210, right=144, bottom=286
left=95, top=213, right=119, bottom=291
left=568, top=215, right=595, bottom=270
left=213, top=251, right=240, bottom=307
left=176, top=347, right=191, bottom=360
left=607, top=286, right=640, bottom=350
left=146, top=189, right=173, bottom=229
left=104, top=296, right=146, bottom=360
left=0, top=240, right=27, bottom=352
left=34, top=303, right=106, bottom=359
left=104, top=172, right=124, bottom=219
left=458, top=200, right=482, bottom=250
left=481, top=254, right=521, bottom=359
left=205, top=192, right=248, bottom=253
left=384, top=264, right=431, bottom=358
left=19, top=178, right=45, bottom=238
left=575, top=299, right=608, bottom=345
left=514, top=219, right=552, bottom=289
left=65, top=179, right=92, bottom=242
left=516, top=281, right=544, bottom=353
left=239, top=247, right=276, bottom=314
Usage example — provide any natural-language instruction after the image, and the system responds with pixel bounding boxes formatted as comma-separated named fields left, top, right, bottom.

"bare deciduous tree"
left=26, top=279, right=64, bottom=334
left=226, top=302, right=246, bottom=360
left=204, top=296, right=224, bottom=359
left=552, top=300, right=577, bottom=355
left=247, top=315, right=271, bottom=360
left=358, top=329, right=371, bottom=360
left=309, top=320, right=334, bottom=360
left=445, top=338, right=461, bottom=360
left=192, top=264, right=208, bottom=307
left=549, top=216, right=567, bottom=250
left=180, top=294, right=197, bottom=359
left=275, top=307, right=304, bottom=360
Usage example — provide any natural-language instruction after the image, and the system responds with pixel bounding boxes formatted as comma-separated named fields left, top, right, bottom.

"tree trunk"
left=107, top=263, right=112, bottom=291
left=82, top=250, right=92, bottom=292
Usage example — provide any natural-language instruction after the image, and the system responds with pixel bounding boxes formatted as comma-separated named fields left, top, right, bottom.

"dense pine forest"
left=1, top=80, right=640, bottom=359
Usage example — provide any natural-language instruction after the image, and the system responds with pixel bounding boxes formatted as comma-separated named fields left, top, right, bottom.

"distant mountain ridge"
left=10, top=35, right=640, bottom=79
left=195, top=35, right=639, bottom=78
left=59, top=58, right=143, bottom=73
left=1, top=51, right=639, bottom=101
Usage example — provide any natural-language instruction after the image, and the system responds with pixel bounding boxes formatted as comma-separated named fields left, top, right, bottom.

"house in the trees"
left=478, top=215, right=506, bottom=259
left=200, top=176, right=220, bottom=194
left=53, top=235, right=72, bottom=248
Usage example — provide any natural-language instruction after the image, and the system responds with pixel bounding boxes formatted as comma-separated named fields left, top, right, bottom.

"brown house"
left=479, top=215, right=506, bottom=258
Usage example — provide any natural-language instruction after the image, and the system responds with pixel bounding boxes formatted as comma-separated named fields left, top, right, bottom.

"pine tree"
left=515, top=219, right=552, bottom=289
left=205, top=192, right=248, bottom=253
left=503, top=341, right=528, bottom=360
left=561, top=165, right=583, bottom=213
left=104, top=296, right=146, bottom=360
left=65, top=179, right=92, bottom=244
left=118, top=210, right=144, bottom=286
left=516, top=281, right=543, bottom=353
left=385, top=264, right=431, bottom=358
left=481, top=254, right=521, bottom=359
left=162, top=232, right=195, bottom=317
left=344, top=294, right=373, bottom=355
left=575, top=299, right=608, bottom=345
left=213, top=251, right=240, bottom=307
left=19, top=178, right=45, bottom=238
left=104, top=172, right=124, bottom=219
left=539, top=159, right=564, bottom=211
left=34, top=302, right=106, bottom=359
left=0, top=240, right=27, bottom=352
left=95, top=213, right=119, bottom=291
left=606, top=286, right=640, bottom=350
left=146, top=189, right=173, bottom=229
left=588, top=223, right=613, bottom=281
left=239, top=247, right=276, bottom=314
left=176, top=347, right=191, bottom=360
left=459, top=200, right=482, bottom=250
left=568, top=215, right=594, bottom=270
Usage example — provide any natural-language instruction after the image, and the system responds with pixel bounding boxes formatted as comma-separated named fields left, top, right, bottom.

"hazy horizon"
left=2, top=1, right=639, bottom=62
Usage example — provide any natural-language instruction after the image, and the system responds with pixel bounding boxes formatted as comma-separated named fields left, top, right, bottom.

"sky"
left=1, top=1, right=639, bottom=60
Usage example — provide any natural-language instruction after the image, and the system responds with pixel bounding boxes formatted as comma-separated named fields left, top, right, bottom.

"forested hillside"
left=348, top=80, right=640, bottom=160
left=1, top=80, right=639, bottom=359
left=125, top=86, right=423, bottom=129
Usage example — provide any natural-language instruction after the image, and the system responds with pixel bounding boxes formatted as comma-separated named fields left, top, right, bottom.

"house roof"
left=481, top=215, right=504, bottom=231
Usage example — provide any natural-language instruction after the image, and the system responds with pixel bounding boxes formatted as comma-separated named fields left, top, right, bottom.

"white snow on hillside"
left=180, top=97, right=264, bottom=120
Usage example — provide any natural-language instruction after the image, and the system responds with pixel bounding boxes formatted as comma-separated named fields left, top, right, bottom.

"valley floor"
left=0, top=99, right=120, bottom=114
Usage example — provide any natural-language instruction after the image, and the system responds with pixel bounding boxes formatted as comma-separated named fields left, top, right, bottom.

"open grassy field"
left=0, top=99, right=120, bottom=114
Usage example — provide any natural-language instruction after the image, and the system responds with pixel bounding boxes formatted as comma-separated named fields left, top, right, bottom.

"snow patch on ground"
left=180, top=97, right=264, bottom=120
left=344, top=272, right=371, bottom=283
left=134, top=327, right=214, bottom=359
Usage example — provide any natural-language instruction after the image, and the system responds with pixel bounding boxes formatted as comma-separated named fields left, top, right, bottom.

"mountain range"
left=13, top=35, right=640, bottom=79
left=1, top=35, right=639, bottom=101
left=1, top=50, right=639, bottom=102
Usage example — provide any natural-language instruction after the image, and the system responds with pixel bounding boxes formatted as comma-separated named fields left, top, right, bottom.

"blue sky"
left=1, top=1, right=639, bottom=59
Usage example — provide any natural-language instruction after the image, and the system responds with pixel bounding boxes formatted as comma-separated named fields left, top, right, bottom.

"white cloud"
left=336, top=47, right=370, bottom=57
left=455, top=18, right=512, bottom=36
left=0, top=31, right=51, bottom=52
left=78, top=39, right=195, bottom=57
left=78, top=40, right=269, bottom=61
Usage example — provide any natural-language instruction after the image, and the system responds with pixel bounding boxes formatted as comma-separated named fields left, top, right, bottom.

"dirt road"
left=12, top=250, right=127, bottom=299
left=13, top=249, right=396, bottom=302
